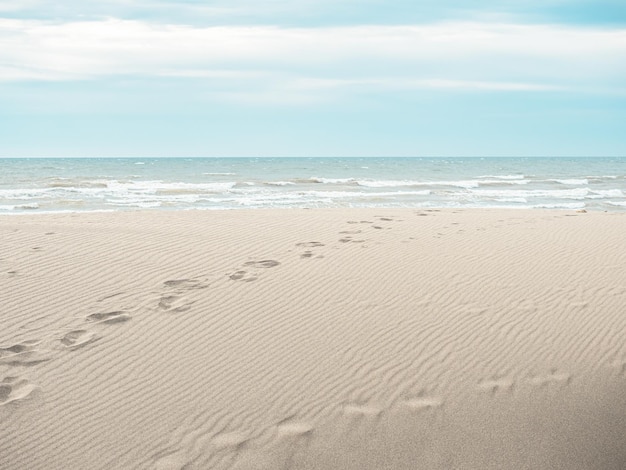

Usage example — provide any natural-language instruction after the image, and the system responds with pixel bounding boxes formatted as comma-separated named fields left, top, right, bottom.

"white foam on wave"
left=265, top=181, right=296, bottom=186
left=209, top=188, right=434, bottom=209
left=424, top=179, right=528, bottom=188
left=356, top=179, right=484, bottom=188
left=589, top=189, right=624, bottom=198
left=0, top=188, right=53, bottom=199
left=309, top=177, right=356, bottom=184
left=101, top=180, right=238, bottom=196
left=305, top=190, right=431, bottom=198
left=356, top=179, right=479, bottom=189
left=356, top=180, right=424, bottom=188
left=475, top=179, right=529, bottom=186
left=548, top=179, right=589, bottom=185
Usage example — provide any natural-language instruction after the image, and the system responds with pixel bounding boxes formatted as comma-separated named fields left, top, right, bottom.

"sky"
left=0, top=0, right=625, bottom=157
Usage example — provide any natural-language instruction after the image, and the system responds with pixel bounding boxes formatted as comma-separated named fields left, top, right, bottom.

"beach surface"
left=1, top=208, right=625, bottom=469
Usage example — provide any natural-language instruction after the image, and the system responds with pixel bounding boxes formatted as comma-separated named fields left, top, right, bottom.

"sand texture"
left=1, top=208, right=626, bottom=469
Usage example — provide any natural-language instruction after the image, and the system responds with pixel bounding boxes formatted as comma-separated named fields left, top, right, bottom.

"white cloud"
left=291, top=77, right=563, bottom=91
left=0, top=18, right=624, bottom=99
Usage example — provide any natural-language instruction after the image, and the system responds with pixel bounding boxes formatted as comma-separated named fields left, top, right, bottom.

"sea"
left=1, top=157, right=625, bottom=214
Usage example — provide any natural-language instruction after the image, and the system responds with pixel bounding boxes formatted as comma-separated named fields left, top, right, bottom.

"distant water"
left=1, top=157, right=625, bottom=213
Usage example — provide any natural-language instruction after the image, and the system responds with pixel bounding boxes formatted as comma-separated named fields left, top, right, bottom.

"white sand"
left=1, top=209, right=625, bottom=469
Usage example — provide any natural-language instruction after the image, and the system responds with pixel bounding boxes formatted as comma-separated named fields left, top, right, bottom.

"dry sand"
left=1, top=208, right=625, bottom=469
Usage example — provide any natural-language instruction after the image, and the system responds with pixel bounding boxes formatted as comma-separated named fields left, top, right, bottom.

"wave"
left=308, top=177, right=356, bottom=184
left=2, top=166, right=625, bottom=213
left=0, top=203, right=39, bottom=211
left=264, top=181, right=296, bottom=186
left=478, top=174, right=525, bottom=180
left=589, top=189, right=624, bottom=198
left=547, top=179, right=589, bottom=185
left=309, top=178, right=529, bottom=189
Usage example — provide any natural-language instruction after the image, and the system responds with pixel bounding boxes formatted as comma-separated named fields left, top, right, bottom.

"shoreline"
left=0, top=204, right=619, bottom=217
left=2, top=208, right=626, bottom=469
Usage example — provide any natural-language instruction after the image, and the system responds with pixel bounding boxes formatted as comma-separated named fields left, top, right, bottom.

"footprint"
left=477, top=376, right=515, bottom=395
left=163, top=278, right=208, bottom=290
left=229, top=271, right=257, bottom=282
left=158, top=295, right=195, bottom=313
left=244, top=260, right=280, bottom=269
left=60, top=330, right=100, bottom=350
left=300, top=251, right=314, bottom=259
left=296, top=242, right=325, bottom=248
left=0, top=341, right=51, bottom=366
left=378, top=217, right=393, bottom=221
left=0, top=377, right=38, bottom=405
left=230, top=260, right=280, bottom=282
left=339, top=237, right=365, bottom=243
left=372, top=226, right=383, bottom=229
left=339, top=230, right=361, bottom=234
left=0, top=342, right=38, bottom=355
left=86, top=311, right=131, bottom=324
left=158, top=295, right=177, bottom=310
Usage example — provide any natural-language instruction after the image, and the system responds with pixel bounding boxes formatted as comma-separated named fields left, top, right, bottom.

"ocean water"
left=0, top=157, right=625, bottom=213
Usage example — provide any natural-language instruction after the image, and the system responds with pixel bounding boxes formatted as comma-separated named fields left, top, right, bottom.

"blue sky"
left=1, top=0, right=625, bottom=157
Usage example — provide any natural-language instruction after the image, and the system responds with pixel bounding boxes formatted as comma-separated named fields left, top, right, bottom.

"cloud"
left=291, top=77, right=563, bottom=91
left=0, top=18, right=624, bottom=102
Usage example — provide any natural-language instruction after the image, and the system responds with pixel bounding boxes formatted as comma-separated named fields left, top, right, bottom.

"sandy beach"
left=1, top=208, right=625, bottom=469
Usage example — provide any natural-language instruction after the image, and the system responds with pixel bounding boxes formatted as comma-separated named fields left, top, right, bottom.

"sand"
left=1, top=208, right=625, bottom=469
